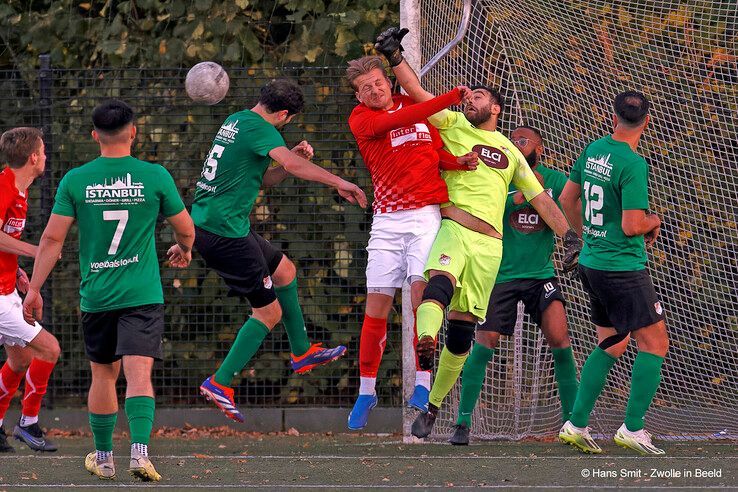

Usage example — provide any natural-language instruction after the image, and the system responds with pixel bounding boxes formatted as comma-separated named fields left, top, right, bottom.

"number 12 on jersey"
left=583, top=181, right=604, bottom=226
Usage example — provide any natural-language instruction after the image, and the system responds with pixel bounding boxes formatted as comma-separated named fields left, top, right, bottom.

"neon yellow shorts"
left=424, top=219, right=503, bottom=319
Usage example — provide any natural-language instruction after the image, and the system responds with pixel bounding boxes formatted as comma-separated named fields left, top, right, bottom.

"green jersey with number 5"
left=191, top=110, right=286, bottom=238
left=569, top=135, right=650, bottom=271
left=52, top=156, right=186, bottom=312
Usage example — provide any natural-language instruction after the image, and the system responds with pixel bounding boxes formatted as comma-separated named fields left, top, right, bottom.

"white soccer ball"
left=185, top=62, right=230, bottom=105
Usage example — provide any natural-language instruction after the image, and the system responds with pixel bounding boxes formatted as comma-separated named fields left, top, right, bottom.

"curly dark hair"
left=259, top=79, right=305, bottom=116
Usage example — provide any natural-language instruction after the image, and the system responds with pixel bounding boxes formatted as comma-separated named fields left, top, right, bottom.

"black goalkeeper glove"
left=374, top=27, right=410, bottom=67
left=561, top=229, right=582, bottom=276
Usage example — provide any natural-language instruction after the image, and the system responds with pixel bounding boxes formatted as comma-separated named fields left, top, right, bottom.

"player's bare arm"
left=263, top=141, right=312, bottom=188
left=529, top=192, right=582, bottom=273
left=559, top=180, right=583, bottom=236
left=0, top=231, right=37, bottom=258
left=165, top=209, right=195, bottom=268
left=268, top=146, right=367, bottom=208
left=622, top=209, right=661, bottom=237
left=16, top=267, right=29, bottom=294
left=23, top=214, right=75, bottom=324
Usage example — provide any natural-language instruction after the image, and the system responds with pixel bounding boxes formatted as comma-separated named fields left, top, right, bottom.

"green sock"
left=89, top=412, right=117, bottom=452
left=214, top=317, right=270, bottom=386
left=551, top=346, right=579, bottom=423
left=429, top=346, right=469, bottom=408
left=416, top=302, right=445, bottom=340
left=570, top=347, right=617, bottom=428
left=624, top=351, right=664, bottom=432
left=456, top=343, right=495, bottom=427
left=274, top=278, right=311, bottom=356
left=125, top=396, right=155, bottom=446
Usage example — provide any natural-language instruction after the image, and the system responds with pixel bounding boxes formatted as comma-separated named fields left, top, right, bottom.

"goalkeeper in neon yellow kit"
left=374, top=27, right=582, bottom=438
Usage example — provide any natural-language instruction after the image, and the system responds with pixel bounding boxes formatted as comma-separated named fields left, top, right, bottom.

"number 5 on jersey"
left=583, top=181, right=604, bottom=226
left=202, top=144, right=225, bottom=181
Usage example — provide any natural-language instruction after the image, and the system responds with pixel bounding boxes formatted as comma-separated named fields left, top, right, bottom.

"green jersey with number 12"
left=569, top=135, right=650, bottom=271
left=191, top=110, right=286, bottom=238
left=52, top=156, right=185, bottom=312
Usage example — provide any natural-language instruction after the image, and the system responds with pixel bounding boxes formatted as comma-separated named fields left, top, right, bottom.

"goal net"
left=401, top=0, right=738, bottom=441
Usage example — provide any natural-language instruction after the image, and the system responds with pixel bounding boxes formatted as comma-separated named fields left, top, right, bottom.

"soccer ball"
left=185, top=62, right=230, bottom=105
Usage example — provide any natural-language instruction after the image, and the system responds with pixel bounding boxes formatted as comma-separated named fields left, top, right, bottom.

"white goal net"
left=401, top=0, right=738, bottom=441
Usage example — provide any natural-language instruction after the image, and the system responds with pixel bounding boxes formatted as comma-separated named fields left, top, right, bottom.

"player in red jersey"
left=0, top=128, right=60, bottom=452
left=345, top=55, right=472, bottom=429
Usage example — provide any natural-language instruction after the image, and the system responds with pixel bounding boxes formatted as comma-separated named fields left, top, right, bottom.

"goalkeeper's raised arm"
left=374, top=27, right=436, bottom=103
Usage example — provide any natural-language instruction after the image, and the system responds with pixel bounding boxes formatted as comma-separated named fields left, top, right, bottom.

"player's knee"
left=34, top=330, right=60, bottom=362
left=598, top=332, right=629, bottom=355
left=475, top=330, right=499, bottom=349
left=421, top=275, right=454, bottom=308
left=253, top=301, right=281, bottom=329
left=273, top=256, right=296, bottom=285
left=446, top=320, right=476, bottom=355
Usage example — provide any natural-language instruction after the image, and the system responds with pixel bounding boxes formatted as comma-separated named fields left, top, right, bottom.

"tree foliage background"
left=0, top=0, right=398, bottom=69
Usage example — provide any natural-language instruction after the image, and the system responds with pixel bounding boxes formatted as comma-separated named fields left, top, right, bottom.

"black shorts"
left=478, top=278, right=565, bottom=335
left=81, top=304, right=165, bottom=364
left=194, top=226, right=283, bottom=308
left=579, top=265, right=665, bottom=334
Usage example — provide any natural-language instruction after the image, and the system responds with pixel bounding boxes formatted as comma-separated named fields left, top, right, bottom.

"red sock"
left=359, top=315, right=387, bottom=377
left=21, top=359, right=56, bottom=418
left=0, top=363, right=24, bottom=421
left=413, top=309, right=430, bottom=373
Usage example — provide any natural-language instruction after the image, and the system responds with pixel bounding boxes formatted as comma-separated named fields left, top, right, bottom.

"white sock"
left=359, top=376, right=376, bottom=396
left=132, top=442, right=148, bottom=457
left=0, top=418, right=4, bottom=428
left=20, top=415, right=38, bottom=427
left=415, top=371, right=431, bottom=390
left=96, top=450, right=112, bottom=462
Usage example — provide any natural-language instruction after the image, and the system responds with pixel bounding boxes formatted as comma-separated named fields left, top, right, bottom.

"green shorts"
left=424, top=219, right=503, bottom=319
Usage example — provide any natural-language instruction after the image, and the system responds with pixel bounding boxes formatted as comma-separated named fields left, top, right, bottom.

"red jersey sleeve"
left=349, top=88, right=461, bottom=138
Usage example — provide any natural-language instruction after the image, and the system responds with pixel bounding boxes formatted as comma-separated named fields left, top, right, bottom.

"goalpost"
left=400, top=0, right=738, bottom=441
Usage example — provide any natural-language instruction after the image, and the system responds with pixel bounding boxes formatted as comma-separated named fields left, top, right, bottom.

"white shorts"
left=0, top=290, right=42, bottom=347
left=366, top=205, right=442, bottom=289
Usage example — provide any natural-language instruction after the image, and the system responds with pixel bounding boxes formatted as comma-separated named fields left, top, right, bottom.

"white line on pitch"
left=0, top=454, right=734, bottom=460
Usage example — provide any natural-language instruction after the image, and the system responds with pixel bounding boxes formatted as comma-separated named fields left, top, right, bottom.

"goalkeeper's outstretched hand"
left=375, top=27, right=410, bottom=67
left=561, top=229, right=582, bottom=276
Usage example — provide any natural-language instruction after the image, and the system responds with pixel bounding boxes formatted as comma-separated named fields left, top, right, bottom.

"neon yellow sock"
left=415, top=302, right=444, bottom=339
left=429, top=346, right=468, bottom=408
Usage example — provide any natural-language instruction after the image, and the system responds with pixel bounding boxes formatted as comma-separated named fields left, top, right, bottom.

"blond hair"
left=346, top=56, right=388, bottom=90
left=0, top=127, right=43, bottom=169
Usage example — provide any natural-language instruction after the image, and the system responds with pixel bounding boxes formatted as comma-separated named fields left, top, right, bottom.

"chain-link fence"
left=0, top=60, right=407, bottom=408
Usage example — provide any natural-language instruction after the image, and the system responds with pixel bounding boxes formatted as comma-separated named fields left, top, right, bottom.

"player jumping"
left=558, top=91, right=668, bottom=455
left=24, top=100, right=196, bottom=480
left=448, top=126, right=579, bottom=445
left=0, top=127, right=60, bottom=453
left=374, top=27, right=582, bottom=439
left=345, top=55, right=472, bottom=429
left=193, top=79, right=367, bottom=423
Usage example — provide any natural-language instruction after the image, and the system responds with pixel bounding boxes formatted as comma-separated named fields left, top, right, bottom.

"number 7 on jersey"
left=103, top=210, right=129, bottom=255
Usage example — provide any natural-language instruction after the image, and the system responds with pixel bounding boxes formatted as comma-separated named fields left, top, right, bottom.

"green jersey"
left=191, top=110, right=286, bottom=238
left=569, top=135, right=650, bottom=271
left=496, top=165, right=568, bottom=283
left=52, top=156, right=185, bottom=312
left=429, top=110, right=544, bottom=233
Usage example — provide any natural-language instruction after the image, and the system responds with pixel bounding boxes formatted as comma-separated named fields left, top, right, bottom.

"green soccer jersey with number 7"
left=568, top=135, right=650, bottom=271
left=52, top=156, right=185, bottom=312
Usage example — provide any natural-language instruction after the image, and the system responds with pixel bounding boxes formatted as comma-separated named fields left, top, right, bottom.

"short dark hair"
left=259, top=79, right=304, bottom=115
left=614, top=91, right=649, bottom=127
left=0, top=127, right=43, bottom=169
left=469, top=85, right=504, bottom=112
left=92, top=99, right=134, bottom=134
